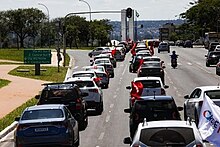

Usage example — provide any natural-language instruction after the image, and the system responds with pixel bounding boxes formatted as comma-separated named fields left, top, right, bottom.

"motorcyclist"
left=170, top=51, right=178, bottom=60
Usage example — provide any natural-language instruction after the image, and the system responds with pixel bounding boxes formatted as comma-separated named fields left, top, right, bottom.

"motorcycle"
left=171, top=58, right=178, bottom=69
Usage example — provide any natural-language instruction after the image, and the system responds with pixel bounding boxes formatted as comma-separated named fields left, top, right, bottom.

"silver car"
left=124, top=120, right=206, bottom=147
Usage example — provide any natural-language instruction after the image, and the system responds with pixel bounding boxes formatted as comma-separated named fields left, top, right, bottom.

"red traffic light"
left=126, top=8, right=132, bottom=18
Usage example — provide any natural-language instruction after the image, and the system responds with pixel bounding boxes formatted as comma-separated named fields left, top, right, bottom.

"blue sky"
left=0, top=0, right=195, bottom=21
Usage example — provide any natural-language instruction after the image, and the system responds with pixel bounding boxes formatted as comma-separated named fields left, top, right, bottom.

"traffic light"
left=126, top=7, right=132, bottom=18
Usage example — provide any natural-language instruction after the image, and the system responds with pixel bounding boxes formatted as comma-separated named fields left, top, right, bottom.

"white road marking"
left=98, top=132, right=105, bottom=140
left=187, top=62, right=192, bottom=65
left=173, top=86, right=177, bottom=90
left=110, top=104, right=114, bottom=108
left=122, top=65, right=127, bottom=75
left=73, top=66, right=78, bottom=69
left=113, top=95, right=117, bottom=99
left=105, top=115, right=110, bottom=122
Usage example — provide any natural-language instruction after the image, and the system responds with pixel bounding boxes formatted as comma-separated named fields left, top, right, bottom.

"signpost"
left=24, top=50, right=51, bottom=75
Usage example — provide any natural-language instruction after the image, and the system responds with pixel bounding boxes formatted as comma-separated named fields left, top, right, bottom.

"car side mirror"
left=184, top=95, right=189, bottom=99
left=162, top=65, right=166, bottom=69
left=81, top=92, right=88, bottom=97
left=126, top=86, right=131, bottom=90
left=205, top=55, right=207, bottom=57
left=129, top=61, right=132, bottom=63
left=177, top=106, right=183, bottom=111
left=15, top=117, right=20, bottom=121
left=35, top=95, right=40, bottom=99
left=123, top=137, right=132, bottom=144
left=164, top=85, right=169, bottom=89
left=124, top=108, right=131, bottom=113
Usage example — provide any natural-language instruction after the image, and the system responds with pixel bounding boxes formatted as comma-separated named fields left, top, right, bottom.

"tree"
left=0, top=11, right=10, bottom=48
left=6, top=8, right=46, bottom=48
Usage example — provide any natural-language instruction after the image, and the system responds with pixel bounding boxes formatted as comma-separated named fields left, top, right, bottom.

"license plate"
left=35, top=127, right=48, bottom=132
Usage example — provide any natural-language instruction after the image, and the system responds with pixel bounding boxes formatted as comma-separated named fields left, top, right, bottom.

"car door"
left=187, top=88, right=202, bottom=118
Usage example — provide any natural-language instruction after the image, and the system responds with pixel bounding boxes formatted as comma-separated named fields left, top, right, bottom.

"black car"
left=137, top=61, right=165, bottom=84
left=129, top=55, right=143, bottom=73
left=88, top=47, right=110, bottom=57
left=124, top=96, right=183, bottom=139
left=183, top=40, right=193, bottom=48
left=208, top=42, right=220, bottom=52
left=205, top=51, right=220, bottom=67
left=35, top=83, right=88, bottom=131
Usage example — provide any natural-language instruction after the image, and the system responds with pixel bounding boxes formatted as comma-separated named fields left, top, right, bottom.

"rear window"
left=160, top=43, right=168, bottom=46
left=140, top=127, right=195, bottom=146
left=144, top=58, right=160, bottom=62
left=95, top=60, right=110, bottom=64
left=97, top=73, right=106, bottom=77
left=205, top=90, right=220, bottom=99
left=142, top=62, right=160, bottom=67
left=22, top=109, right=64, bottom=120
left=40, top=89, right=79, bottom=104
left=136, top=80, right=161, bottom=88
left=74, top=81, right=95, bottom=88
left=72, top=73, right=94, bottom=78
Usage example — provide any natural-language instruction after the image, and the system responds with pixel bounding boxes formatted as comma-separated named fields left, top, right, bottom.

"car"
left=208, top=42, right=220, bottom=52
left=15, top=104, right=80, bottom=147
left=124, top=120, right=206, bottom=147
left=175, top=40, right=184, bottom=46
left=129, top=55, right=144, bottom=73
left=91, top=53, right=117, bottom=68
left=88, top=47, right=111, bottom=57
left=69, top=70, right=101, bottom=87
left=184, top=86, right=220, bottom=125
left=168, top=41, right=175, bottom=46
left=214, top=44, right=220, bottom=51
left=137, top=61, right=165, bottom=85
left=135, top=47, right=149, bottom=53
left=126, top=77, right=169, bottom=107
left=65, top=77, right=104, bottom=114
left=158, top=42, right=170, bottom=53
left=92, top=59, right=114, bottom=78
left=114, top=47, right=125, bottom=61
left=183, top=40, right=193, bottom=48
left=35, top=83, right=88, bottom=130
left=124, top=96, right=182, bottom=139
left=142, top=56, right=161, bottom=62
left=205, top=51, right=220, bottom=67
left=135, top=50, right=151, bottom=57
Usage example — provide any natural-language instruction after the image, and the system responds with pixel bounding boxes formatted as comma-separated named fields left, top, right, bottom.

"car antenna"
left=186, top=117, right=192, bottom=126
left=142, top=118, right=148, bottom=126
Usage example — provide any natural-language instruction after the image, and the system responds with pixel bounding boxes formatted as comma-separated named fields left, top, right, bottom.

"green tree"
left=6, top=8, right=46, bottom=48
left=0, top=11, right=10, bottom=48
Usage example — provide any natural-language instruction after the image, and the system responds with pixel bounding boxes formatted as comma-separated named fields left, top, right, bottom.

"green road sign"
left=24, top=50, right=51, bottom=64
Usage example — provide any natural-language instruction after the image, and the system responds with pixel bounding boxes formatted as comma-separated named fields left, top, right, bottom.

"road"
left=0, top=46, right=217, bottom=147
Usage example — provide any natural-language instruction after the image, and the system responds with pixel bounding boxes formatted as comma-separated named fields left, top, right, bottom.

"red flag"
left=149, top=44, right=154, bottom=56
left=111, top=48, right=116, bottom=57
left=131, top=81, right=143, bottom=98
left=130, top=42, right=137, bottom=56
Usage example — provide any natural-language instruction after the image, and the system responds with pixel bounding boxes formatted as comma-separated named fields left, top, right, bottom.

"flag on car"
left=131, top=81, right=143, bottom=98
left=198, top=94, right=220, bottom=146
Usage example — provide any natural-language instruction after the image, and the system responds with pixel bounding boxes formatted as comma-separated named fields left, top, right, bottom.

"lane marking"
left=110, top=104, right=114, bottom=108
left=122, top=64, right=127, bottom=76
left=113, top=95, right=117, bottom=99
left=98, top=132, right=105, bottom=140
left=74, top=66, right=78, bottom=69
left=105, top=115, right=110, bottom=122
left=187, top=62, right=192, bottom=65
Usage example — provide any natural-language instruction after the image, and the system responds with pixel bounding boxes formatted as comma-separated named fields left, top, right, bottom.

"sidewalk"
left=0, top=51, right=63, bottom=118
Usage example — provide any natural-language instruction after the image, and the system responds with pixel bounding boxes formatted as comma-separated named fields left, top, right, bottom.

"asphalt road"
left=0, top=46, right=217, bottom=147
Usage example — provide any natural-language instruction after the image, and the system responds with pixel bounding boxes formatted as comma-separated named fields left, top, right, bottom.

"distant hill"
left=109, top=19, right=184, bottom=40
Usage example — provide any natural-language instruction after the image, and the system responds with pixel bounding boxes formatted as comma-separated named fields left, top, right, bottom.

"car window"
left=189, top=89, right=201, bottom=98
left=136, top=80, right=162, bottom=88
left=21, top=109, right=64, bottom=120
left=64, top=107, right=72, bottom=118
left=74, top=81, right=95, bottom=88
left=205, top=90, right=220, bottom=99
left=96, top=73, right=106, bottom=78
left=40, top=89, right=79, bottom=103
left=72, top=73, right=94, bottom=78
left=139, top=127, right=195, bottom=146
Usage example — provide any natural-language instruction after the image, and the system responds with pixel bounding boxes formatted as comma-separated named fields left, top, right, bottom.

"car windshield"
left=94, top=60, right=110, bottom=64
left=132, top=100, right=179, bottom=121
left=144, top=58, right=160, bottom=62
left=74, top=81, right=95, bottom=88
left=21, top=109, right=64, bottom=120
left=40, top=89, right=80, bottom=104
left=205, top=90, right=220, bottom=99
left=72, top=73, right=94, bottom=78
left=139, top=127, right=195, bottom=146
left=210, top=52, right=220, bottom=56
left=96, top=73, right=107, bottom=78
left=85, top=67, right=105, bottom=72
left=136, top=80, right=161, bottom=88
left=142, top=62, right=161, bottom=67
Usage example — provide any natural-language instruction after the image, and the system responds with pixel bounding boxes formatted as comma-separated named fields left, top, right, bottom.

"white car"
left=65, top=77, right=103, bottom=114
left=124, top=120, right=206, bottom=147
left=92, top=59, right=114, bottom=78
left=214, top=45, right=220, bottom=51
left=91, top=54, right=117, bottom=68
left=184, top=86, right=220, bottom=125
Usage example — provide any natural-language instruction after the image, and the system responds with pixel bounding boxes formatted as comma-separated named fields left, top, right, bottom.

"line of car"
left=124, top=41, right=207, bottom=146
left=14, top=43, right=128, bottom=147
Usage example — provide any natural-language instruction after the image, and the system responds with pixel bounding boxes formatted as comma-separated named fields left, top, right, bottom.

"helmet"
left=172, top=51, right=176, bottom=54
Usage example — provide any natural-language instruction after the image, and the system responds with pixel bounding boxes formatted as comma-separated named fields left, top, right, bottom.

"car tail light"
left=94, top=77, right=101, bottom=82
left=76, top=98, right=82, bottom=110
left=89, top=89, right=98, bottom=93
left=172, top=112, right=177, bottom=119
left=161, top=88, right=165, bottom=95
left=196, top=144, right=203, bottom=147
left=133, top=144, right=140, bottom=147
left=17, top=124, right=28, bottom=131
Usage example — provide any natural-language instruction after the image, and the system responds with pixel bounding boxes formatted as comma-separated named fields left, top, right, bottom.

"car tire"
left=111, top=73, right=115, bottom=78
left=194, top=110, right=199, bottom=126
left=183, top=105, right=187, bottom=121
left=74, top=132, right=80, bottom=147
left=96, top=101, right=103, bottom=114
left=129, top=65, right=132, bottom=73
left=158, top=50, right=160, bottom=53
left=206, top=62, right=210, bottom=67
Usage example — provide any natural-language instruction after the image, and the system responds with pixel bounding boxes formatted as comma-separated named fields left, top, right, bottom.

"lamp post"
left=38, top=3, right=49, bottom=22
left=79, top=0, right=91, bottom=21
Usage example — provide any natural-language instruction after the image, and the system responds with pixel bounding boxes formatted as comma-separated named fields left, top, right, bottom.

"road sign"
left=24, top=50, right=51, bottom=64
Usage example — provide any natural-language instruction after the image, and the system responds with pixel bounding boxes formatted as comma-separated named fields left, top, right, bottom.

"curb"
left=64, top=55, right=75, bottom=81
left=0, top=121, right=18, bottom=140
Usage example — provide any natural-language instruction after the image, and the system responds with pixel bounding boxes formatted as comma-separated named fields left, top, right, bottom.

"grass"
left=8, top=66, right=68, bottom=82
left=0, top=98, right=37, bottom=132
left=0, top=49, right=24, bottom=61
left=0, top=79, right=11, bottom=88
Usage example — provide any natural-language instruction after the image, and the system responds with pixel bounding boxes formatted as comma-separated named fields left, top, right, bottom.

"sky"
left=0, top=0, right=195, bottom=21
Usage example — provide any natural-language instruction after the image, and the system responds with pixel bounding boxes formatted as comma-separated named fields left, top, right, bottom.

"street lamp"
left=79, top=0, right=91, bottom=21
left=38, top=3, right=49, bottom=22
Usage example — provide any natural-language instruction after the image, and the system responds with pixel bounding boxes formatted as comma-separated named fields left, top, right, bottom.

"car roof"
left=65, top=77, right=94, bottom=82
left=140, top=120, right=195, bottom=129
left=72, top=70, right=96, bottom=74
left=42, top=83, right=77, bottom=90
left=134, top=77, right=162, bottom=81
left=25, top=104, right=64, bottom=111
left=139, top=95, right=174, bottom=101
left=194, top=86, right=220, bottom=91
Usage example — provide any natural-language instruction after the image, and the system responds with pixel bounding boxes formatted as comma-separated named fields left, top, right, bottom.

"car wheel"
left=129, top=65, right=132, bottom=73
left=74, top=132, right=80, bottom=147
left=158, top=50, right=160, bottom=53
left=184, top=105, right=187, bottom=121
left=111, top=73, right=115, bottom=78
left=96, top=101, right=103, bottom=114
left=194, top=110, right=199, bottom=126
